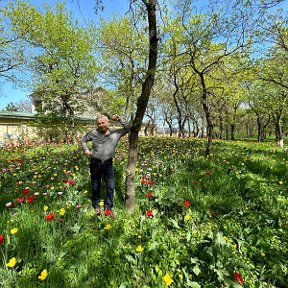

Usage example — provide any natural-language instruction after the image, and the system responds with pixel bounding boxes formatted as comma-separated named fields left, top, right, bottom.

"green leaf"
left=192, top=265, right=201, bottom=276
left=169, top=218, right=181, bottom=229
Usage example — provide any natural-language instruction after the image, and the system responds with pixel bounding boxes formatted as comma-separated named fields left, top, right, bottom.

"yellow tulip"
left=6, top=257, right=17, bottom=268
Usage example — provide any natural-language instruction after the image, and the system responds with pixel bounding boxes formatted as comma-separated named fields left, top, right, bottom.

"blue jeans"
left=89, top=158, right=115, bottom=210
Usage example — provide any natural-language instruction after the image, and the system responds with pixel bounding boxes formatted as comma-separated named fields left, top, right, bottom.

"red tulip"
left=104, top=209, right=111, bottom=216
left=146, top=210, right=153, bottom=217
left=21, top=188, right=30, bottom=195
left=234, top=271, right=243, bottom=285
left=0, top=234, right=4, bottom=244
left=68, top=180, right=75, bottom=185
left=27, top=195, right=35, bottom=204
left=183, top=200, right=190, bottom=207
left=146, top=192, right=153, bottom=198
left=46, top=213, right=55, bottom=221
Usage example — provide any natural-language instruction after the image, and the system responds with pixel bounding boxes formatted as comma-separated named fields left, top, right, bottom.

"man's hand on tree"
left=111, top=114, right=121, bottom=121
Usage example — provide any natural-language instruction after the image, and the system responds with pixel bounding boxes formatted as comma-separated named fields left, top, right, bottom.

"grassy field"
left=0, top=137, right=287, bottom=287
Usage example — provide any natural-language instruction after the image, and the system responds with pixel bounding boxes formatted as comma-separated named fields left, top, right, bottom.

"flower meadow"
left=0, top=137, right=287, bottom=288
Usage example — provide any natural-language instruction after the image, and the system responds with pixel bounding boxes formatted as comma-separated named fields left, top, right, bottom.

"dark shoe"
left=95, top=208, right=101, bottom=216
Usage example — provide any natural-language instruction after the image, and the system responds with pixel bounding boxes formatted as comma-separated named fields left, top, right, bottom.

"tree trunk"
left=125, top=0, right=158, bottom=214
left=230, top=123, right=235, bottom=141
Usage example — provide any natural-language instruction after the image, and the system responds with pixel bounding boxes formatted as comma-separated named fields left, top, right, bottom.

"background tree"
left=6, top=2, right=100, bottom=143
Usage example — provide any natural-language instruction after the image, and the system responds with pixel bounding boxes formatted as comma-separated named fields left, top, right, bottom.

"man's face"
left=97, top=117, right=109, bottom=133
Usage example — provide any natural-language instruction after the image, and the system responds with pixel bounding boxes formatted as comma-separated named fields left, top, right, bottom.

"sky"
left=0, top=0, right=131, bottom=110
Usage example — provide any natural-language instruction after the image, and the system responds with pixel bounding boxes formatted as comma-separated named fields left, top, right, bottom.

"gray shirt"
left=80, top=119, right=130, bottom=161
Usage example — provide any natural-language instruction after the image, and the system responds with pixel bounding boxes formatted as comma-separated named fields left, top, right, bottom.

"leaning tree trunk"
left=125, top=0, right=158, bottom=214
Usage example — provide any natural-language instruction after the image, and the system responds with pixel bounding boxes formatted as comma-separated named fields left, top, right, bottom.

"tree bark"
left=125, top=0, right=158, bottom=214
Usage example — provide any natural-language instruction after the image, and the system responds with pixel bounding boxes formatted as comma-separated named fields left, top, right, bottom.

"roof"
left=0, top=111, right=37, bottom=120
left=0, top=111, right=95, bottom=122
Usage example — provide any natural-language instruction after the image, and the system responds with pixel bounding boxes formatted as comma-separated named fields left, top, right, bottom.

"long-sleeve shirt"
left=80, top=119, right=131, bottom=161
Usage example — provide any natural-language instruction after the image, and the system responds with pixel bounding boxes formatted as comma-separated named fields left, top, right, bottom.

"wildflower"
left=58, top=208, right=65, bottom=216
left=141, top=179, right=146, bottom=184
left=6, top=257, right=17, bottom=268
left=76, top=204, right=81, bottom=210
left=68, top=180, right=75, bottom=185
left=184, top=215, right=191, bottom=221
left=27, top=195, right=35, bottom=203
left=17, top=197, right=25, bottom=203
left=100, top=200, right=104, bottom=207
left=279, top=181, right=283, bottom=185
left=183, top=200, right=190, bottom=207
left=234, top=271, right=243, bottom=285
left=146, top=192, right=153, bottom=198
left=5, top=202, right=14, bottom=208
left=207, top=171, right=212, bottom=176
left=104, top=224, right=112, bottom=230
left=21, top=188, right=30, bottom=195
left=193, top=180, right=198, bottom=185
left=0, top=234, right=5, bottom=244
left=43, top=205, right=49, bottom=211
left=104, top=209, right=111, bottom=216
left=147, top=180, right=153, bottom=185
left=163, top=273, right=173, bottom=286
left=146, top=210, right=153, bottom=217
left=38, top=269, right=49, bottom=281
left=46, top=213, right=55, bottom=221
left=10, top=228, right=18, bottom=235
left=63, top=179, right=68, bottom=184
left=136, top=245, right=144, bottom=252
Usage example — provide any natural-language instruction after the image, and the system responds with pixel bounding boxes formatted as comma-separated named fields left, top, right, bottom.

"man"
left=80, top=114, right=130, bottom=219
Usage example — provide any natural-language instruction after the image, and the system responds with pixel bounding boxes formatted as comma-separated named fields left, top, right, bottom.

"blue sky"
left=0, top=0, right=130, bottom=109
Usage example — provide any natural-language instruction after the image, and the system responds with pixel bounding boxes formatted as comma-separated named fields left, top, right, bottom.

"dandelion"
left=163, top=273, right=173, bottom=286
left=6, top=257, right=17, bottom=268
left=38, top=269, right=49, bottom=281
left=136, top=245, right=144, bottom=253
left=184, top=215, right=191, bottom=221
left=104, top=224, right=112, bottom=230
left=10, top=228, right=18, bottom=235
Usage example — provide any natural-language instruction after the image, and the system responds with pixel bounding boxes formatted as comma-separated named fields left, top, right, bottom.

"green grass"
left=0, top=137, right=287, bottom=287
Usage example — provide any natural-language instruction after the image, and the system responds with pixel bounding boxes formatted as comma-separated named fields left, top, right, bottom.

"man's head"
left=96, top=115, right=109, bottom=133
